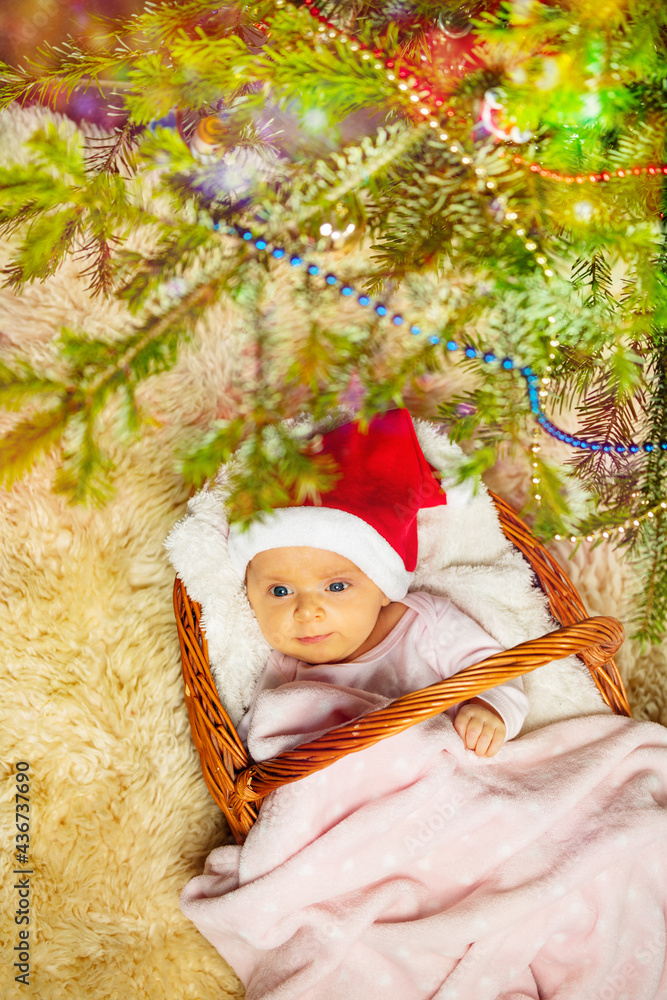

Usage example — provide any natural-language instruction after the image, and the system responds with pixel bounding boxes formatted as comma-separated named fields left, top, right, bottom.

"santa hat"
left=227, top=408, right=448, bottom=600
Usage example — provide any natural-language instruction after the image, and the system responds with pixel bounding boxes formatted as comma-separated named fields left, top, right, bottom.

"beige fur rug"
left=1, top=106, right=665, bottom=1000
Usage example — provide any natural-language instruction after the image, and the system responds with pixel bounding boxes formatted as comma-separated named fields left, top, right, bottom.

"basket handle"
left=233, top=615, right=624, bottom=804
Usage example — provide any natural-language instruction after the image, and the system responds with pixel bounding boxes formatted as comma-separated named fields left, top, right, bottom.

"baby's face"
left=245, top=546, right=391, bottom=665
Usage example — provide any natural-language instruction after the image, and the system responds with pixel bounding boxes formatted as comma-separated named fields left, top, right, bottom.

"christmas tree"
left=0, top=0, right=666, bottom=640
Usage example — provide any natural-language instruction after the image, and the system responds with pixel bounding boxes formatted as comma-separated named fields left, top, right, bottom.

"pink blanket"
left=181, top=683, right=667, bottom=999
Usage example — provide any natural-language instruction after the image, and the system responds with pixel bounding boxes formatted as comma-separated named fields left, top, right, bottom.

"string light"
left=267, top=1, right=662, bottom=288
left=300, top=0, right=457, bottom=125
left=553, top=500, right=667, bottom=545
left=513, top=154, right=667, bottom=184
left=220, top=0, right=557, bottom=281
left=218, top=220, right=664, bottom=460
left=211, top=6, right=664, bottom=550
left=530, top=426, right=542, bottom=504
left=226, top=221, right=656, bottom=465
left=533, top=404, right=667, bottom=456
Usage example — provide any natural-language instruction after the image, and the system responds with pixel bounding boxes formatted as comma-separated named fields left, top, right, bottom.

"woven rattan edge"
left=174, top=577, right=260, bottom=842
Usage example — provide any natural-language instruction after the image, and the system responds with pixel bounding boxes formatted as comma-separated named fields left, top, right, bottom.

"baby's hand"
left=454, top=697, right=506, bottom=757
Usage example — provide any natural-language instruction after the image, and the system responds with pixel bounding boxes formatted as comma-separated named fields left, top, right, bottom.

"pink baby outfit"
left=237, top=590, right=528, bottom=750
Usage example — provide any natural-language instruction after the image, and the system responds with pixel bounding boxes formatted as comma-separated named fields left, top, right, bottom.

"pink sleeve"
left=422, top=597, right=529, bottom=741
left=236, top=654, right=293, bottom=745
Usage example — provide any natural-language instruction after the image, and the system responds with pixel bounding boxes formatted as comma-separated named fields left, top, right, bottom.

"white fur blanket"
left=180, top=705, right=667, bottom=999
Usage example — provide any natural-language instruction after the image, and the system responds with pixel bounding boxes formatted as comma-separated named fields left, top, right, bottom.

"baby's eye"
left=327, top=581, right=350, bottom=593
left=269, top=585, right=293, bottom=597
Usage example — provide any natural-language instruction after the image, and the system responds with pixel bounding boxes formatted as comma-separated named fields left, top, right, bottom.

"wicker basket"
left=173, top=490, right=630, bottom=844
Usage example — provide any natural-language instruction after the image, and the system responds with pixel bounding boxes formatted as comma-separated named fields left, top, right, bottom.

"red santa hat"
left=227, top=408, right=448, bottom=600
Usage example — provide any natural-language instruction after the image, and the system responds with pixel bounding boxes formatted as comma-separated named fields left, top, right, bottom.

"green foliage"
left=0, top=123, right=138, bottom=294
left=0, top=404, right=72, bottom=490
left=629, top=507, right=667, bottom=646
left=0, top=357, right=68, bottom=410
left=452, top=443, right=497, bottom=484
left=626, top=326, right=667, bottom=644
left=528, top=456, right=577, bottom=539
left=52, top=416, right=118, bottom=507
left=180, top=416, right=344, bottom=528
left=1, top=0, right=667, bottom=635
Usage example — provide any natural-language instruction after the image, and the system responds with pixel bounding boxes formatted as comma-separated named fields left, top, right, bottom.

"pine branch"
left=0, top=123, right=141, bottom=293
left=629, top=509, right=667, bottom=644
left=0, top=45, right=139, bottom=110
left=52, top=414, right=117, bottom=507
left=92, top=0, right=249, bottom=50
left=274, top=122, right=427, bottom=240
left=564, top=370, right=647, bottom=495
left=571, top=250, right=615, bottom=310
left=0, top=272, right=228, bottom=500
left=84, top=121, right=144, bottom=176
left=76, top=234, right=121, bottom=298
left=627, top=325, right=667, bottom=642
left=0, top=358, right=69, bottom=411
left=0, top=404, right=74, bottom=489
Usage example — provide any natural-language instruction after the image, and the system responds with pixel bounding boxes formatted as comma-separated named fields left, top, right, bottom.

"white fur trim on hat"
left=227, top=506, right=413, bottom=601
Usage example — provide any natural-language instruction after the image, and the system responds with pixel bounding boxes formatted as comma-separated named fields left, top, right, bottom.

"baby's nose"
left=294, top=595, right=324, bottom=620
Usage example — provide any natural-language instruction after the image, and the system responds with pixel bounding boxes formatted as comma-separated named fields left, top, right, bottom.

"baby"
left=229, top=409, right=528, bottom=757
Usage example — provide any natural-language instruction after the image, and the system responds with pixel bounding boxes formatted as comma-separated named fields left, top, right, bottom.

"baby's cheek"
left=265, top=616, right=292, bottom=650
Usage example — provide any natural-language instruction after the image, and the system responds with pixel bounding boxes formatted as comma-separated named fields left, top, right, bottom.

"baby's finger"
left=463, top=716, right=483, bottom=751
left=473, top=723, right=495, bottom=757
left=453, top=710, right=469, bottom=741
left=484, top=727, right=505, bottom=757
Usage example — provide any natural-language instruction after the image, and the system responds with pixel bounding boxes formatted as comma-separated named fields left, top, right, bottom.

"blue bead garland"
left=217, top=220, right=659, bottom=455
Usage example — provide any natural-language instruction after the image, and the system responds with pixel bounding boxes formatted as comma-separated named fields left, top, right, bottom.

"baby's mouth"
left=297, top=633, right=332, bottom=644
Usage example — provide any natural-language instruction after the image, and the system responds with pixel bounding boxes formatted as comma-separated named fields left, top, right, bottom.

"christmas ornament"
left=437, top=8, right=473, bottom=38
left=478, top=89, right=533, bottom=144
left=241, top=20, right=271, bottom=50
left=430, top=6, right=479, bottom=78
left=189, top=115, right=230, bottom=159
